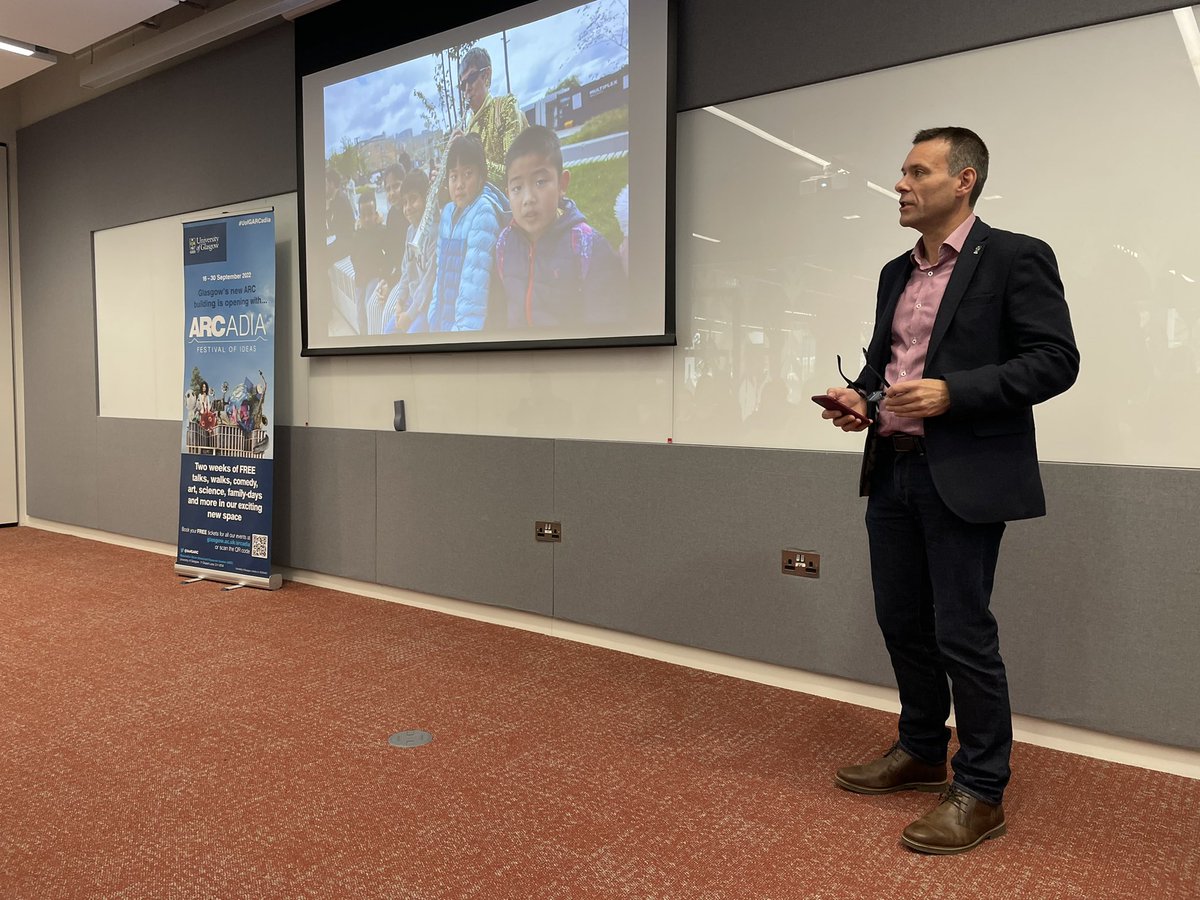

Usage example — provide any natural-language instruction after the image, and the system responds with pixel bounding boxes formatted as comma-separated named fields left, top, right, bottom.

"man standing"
left=821, top=127, right=1079, bottom=854
left=456, top=46, right=527, bottom=191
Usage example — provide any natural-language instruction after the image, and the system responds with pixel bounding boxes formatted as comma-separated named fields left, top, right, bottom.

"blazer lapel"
left=927, top=218, right=990, bottom=364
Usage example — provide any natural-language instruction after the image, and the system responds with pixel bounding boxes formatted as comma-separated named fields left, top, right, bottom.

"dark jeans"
left=865, top=443, right=1011, bottom=805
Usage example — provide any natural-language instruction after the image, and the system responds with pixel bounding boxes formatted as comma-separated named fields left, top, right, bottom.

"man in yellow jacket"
left=457, top=45, right=528, bottom=190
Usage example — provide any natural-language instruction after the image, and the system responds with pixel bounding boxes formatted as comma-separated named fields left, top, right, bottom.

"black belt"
left=881, top=434, right=925, bottom=453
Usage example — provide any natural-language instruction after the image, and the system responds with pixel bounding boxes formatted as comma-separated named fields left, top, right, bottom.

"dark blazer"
left=855, top=218, right=1080, bottom=523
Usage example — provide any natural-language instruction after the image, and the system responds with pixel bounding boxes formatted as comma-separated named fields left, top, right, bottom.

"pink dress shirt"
left=878, top=214, right=977, bottom=436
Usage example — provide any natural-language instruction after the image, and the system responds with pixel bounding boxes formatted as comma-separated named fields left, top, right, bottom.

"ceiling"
left=0, top=0, right=336, bottom=95
left=0, top=1, right=182, bottom=92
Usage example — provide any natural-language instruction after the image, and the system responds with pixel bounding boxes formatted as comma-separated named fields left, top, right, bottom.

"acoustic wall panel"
left=676, top=0, right=1182, bottom=109
left=18, top=26, right=296, bottom=526
left=552, top=440, right=892, bottom=686
left=271, top=425, right=377, bottom=581
left=17, top=111, right=102, bottom=527
left=375, top=432, right=555, bottom=615
left=0, top=144, right=16, bottom=524
left=95, top=418, right=180, bottom=543
left=999, top=462, right=1200, bottom=749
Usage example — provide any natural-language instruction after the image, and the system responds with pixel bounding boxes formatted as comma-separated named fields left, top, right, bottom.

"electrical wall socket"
left=535, top=521, right=562, bottom=542
left=782, top=550, right=820, bottom=578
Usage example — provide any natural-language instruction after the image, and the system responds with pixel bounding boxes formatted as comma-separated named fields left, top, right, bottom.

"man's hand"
left=820, top=387, right=870, bottom=432
left=882, top=379, right=950, bottom=418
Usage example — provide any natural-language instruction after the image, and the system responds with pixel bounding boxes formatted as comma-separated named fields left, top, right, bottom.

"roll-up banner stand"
left=174, top=210, right=281, bottom=590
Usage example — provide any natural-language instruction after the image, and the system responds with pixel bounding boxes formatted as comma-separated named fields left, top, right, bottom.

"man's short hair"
left=913, top=126, right=989, bottom=206
left=459, top=46, right=490, bottom=77
left=401, top=168, right=430, bottom=198
left=504, top=125, right=563, bottom=175
left=383, top=163, right=406, bottom=184
left=446, top=132, right=486, bottom=174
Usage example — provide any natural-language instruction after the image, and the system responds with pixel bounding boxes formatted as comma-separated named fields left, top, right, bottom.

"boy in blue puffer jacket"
left=494, top=125, right=625, bottom=330
left=427, top=133, right=507, bottom=332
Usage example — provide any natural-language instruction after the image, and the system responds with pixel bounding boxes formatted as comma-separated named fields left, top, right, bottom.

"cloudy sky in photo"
left=323, top=0, right=629, bottom=157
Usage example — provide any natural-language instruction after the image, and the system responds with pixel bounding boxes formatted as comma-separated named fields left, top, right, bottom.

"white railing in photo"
left=186, top=422, right=268, bottom=458
left=330, top=256, right=361, bottom=334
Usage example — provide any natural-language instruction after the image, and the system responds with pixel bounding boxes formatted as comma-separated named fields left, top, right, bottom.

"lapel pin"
left=973, top=245, right=982, bottom=255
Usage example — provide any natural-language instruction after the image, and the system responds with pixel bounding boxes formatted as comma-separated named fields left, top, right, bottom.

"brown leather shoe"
left=901, top=785, right=1007, bottom=854
left=834, top=742, right=948, bottom=794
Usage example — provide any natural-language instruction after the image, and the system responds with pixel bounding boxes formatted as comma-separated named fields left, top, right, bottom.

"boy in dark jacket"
left=493, top=125, right=624, bottom=329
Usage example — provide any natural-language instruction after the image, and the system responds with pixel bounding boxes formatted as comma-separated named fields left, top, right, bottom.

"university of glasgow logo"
left=184, top=222, right=227, bottom=265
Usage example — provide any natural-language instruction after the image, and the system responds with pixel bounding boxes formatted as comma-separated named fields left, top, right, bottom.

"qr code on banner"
left=251, top=534, right=269, bottom=559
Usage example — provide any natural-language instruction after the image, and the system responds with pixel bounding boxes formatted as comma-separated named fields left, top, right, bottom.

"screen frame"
left=295, top=0, right=677, bottom=357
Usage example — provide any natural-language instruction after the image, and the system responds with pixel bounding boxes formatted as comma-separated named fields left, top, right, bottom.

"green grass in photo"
left=565, top=156, right=628, bottom=252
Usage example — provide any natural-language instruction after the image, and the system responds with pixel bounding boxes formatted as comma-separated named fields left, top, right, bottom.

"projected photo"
left=318, top=0, right=632, bottom=342
left=300, top=0, right=673, bottom=355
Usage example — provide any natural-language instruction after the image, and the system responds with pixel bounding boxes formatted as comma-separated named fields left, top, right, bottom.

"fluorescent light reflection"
left=703, top=106, right=831, bottom=167
left=1174, top=7, right=1200, bottom=93
left=866, top=180, right=900, bottom=200
left=0, top=39, right=35, bottom=57
left=703, top=106, right=906, bottom=205
left=0, top=35, right=56, bottom=63
left=692, top=232, right=721, bottom=243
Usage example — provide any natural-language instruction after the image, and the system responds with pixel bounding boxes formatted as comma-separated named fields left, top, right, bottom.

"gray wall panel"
left=17, top=26, right=296, bottom=234
left=95, top=418, right=180, bottom=543
left=556, top=444, right=1200, bottom=750
left=24, top=412, right=100, bottom=529
left=18, top=25, right=295, bottom=527
left=375, top=432, right=554, bottom=615
left=1000, top=464, right=1200, bottom=749
left=553, top=441, right=893, bottom=686
left=272, top=425, right=376, bottom=581
left=17, top=191, right=100, bottom=526
left=678, top=0, right=1183, bottom=109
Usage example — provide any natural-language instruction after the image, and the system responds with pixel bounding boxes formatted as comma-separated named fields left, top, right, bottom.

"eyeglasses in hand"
left=837, top=348, right=890, bottom=403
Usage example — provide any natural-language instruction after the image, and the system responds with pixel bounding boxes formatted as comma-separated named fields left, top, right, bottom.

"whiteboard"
left=673, top=8, right=1200, bottom=467
left=93, top=8, right=1200, bottom=468
left=94, top=193, right=309, bottom=428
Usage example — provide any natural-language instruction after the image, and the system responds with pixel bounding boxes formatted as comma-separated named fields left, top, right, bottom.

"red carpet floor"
left=1, top=526, right=1197, bottom=899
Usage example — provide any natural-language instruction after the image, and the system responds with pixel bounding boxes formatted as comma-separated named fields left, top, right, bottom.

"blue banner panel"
left=177, top=457, right=274, bottom=577
left=176, top=210, right=277, bottom=583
